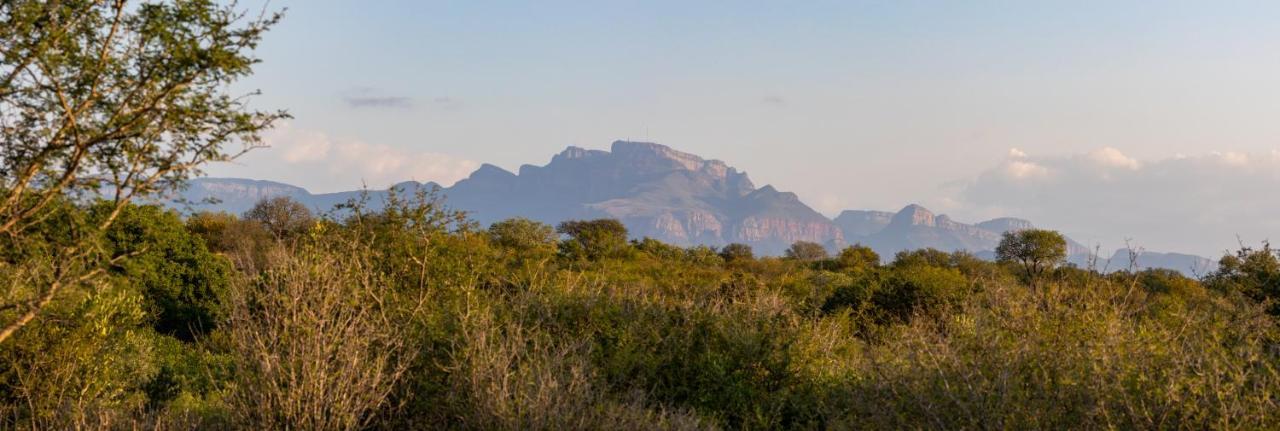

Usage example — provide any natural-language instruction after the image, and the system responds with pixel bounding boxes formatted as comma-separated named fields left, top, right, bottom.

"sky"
left=211, top=0, right=1280, bottom=257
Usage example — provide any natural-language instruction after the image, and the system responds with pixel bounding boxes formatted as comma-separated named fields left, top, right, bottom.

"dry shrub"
left=834, top=278, right=1280, bottom=429
left=224, top=241, right=415, bottom=430
left=445, top=307, right=711, bottom=430
left=0, top=277, right=155, bottom=431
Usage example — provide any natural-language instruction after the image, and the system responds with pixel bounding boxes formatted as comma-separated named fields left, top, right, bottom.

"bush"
left=223, top=239, right=415, bottom=430
left=557, top=219, right=632, bottom=261
left=102, top=204, right=232, bottom=341
left=1206, top=242, right=1280, bottom=314
left=785, top=241, right=828, bottom=262
left=7, top=198, right=1280, bottom=429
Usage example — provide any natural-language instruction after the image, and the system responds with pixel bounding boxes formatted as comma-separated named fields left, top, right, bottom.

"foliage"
left=5, top=195, right=1280, bottom=429
left=0, top=0, right=286, bottom=344
left=826, top=244, right=880, bottom=272
left=784, top=241, right=828, bottom=262
left=243, top=197, right=314, bottom=239
left=719, top=243, right=755, bottom=263
left=489, top=217, right=558, bottom=255
left=101, top=203, right=231, bottom=341
left=557, top=218, right=632, bottom=261
left=996, top=229, right=1068, bottom=286
left=1206, top=242, right=1280, bottom=314
left=223, top=236, right=416, bottom=430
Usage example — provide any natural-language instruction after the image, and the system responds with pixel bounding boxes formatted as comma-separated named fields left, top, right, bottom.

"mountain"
left=836, top=203, right=1215, bottom=276
left=176, top=140, right=1213, bottom=274
left=841, top=204, right=1087, bottom=257
left=181, top=141, right=842, bottom=254
left=1098, top=249, right=1217, bottom=276
left=832, top=210, right=894, bottom=237
left=175, top=178, right=439, bottom=216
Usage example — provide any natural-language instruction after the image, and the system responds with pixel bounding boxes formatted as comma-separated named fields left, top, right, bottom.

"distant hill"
left=181, top=141, right=842, bottom=254
left=841, top=203, right=1087, bottom=258
left=839, top=203, right=1216, bottom=276
left=176, top=140, right=1215, bottom=274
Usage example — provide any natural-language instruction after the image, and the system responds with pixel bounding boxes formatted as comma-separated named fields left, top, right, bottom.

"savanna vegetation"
left=3, top=189, right=1280, bottom=429
left=4, top=1, right=1280, bottom=430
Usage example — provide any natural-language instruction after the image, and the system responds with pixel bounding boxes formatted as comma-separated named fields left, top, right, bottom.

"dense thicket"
left=2, top=191, right=1278, bottom=429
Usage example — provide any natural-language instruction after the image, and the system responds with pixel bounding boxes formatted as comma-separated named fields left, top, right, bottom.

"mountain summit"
left=445, top=141, right=841, bottom=253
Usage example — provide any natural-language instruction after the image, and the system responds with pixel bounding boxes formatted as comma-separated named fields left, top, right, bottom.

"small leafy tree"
left=101, top=203, right=231, bottom=341
left=556, top=219, right=630, bottom=261
left=244, top=196, right=314, bottom=239
left=719, top=243, right=755, bottom=263
left=1206, top=242, right=1280, bottom=314
left=489, top=217, right=557, bottom=254
left=834, top=244, right=879, bottom=271
left=996, top=229, right=1067, bottom=287
left=785, top=241, right=828, bottom=262
left=0, top=0, right=286, bottom=343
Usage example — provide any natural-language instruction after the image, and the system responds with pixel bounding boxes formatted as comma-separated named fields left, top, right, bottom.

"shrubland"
left=2, top=191, right=1278, bottom=430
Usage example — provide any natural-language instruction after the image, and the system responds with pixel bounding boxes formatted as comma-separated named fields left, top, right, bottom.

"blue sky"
left=214, top=1, right=1280, bottom=256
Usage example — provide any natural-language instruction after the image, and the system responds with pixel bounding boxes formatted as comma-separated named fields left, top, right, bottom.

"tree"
left=995, top=229, right=1067, bottom=286
left=0, top=0, right=285, bottom=344
left=719, top=243, right=755, bottom=263
left=244, top=196, right=314, bottom=239
left=1205, top=242, right=1280, bottom=315
left=785, top=241, right=828, bottom=262
left=489, top=218, right=557, bottom=253
left=835, top=244, right=879, bottom=271
left=556, top=219, right=630, bottom=261
left=101, top=203, right=231, bottom=341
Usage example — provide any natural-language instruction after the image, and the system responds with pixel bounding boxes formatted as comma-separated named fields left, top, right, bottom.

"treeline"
left=3, top=191, right=1279, bottom=429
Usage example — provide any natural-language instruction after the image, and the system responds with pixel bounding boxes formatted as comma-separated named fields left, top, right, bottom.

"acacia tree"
left=556, top=219, right=630, bottom=261
left=0, top=0, right=285, bottom=344
left=996, top=229, right=1067, bottom=287
left=244, top=196, right=313, bottom=239
left=785, top=241, right=829, bottom=262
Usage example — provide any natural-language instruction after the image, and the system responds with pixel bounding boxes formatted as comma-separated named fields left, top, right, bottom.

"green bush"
left=7, top=197, right=1280, bottom=430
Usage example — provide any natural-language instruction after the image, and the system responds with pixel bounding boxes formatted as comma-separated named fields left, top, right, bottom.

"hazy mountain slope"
left=181, top=141, right=843, bottom=254
left=176, top=178, right=440, bottom=216
left=833, top=210, right=894, bottom=239
left=177, top=140, right=1214, bottom=273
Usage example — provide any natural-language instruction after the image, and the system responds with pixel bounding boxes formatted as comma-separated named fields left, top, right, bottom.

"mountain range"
left=176, top=140, right=1216, bottom=275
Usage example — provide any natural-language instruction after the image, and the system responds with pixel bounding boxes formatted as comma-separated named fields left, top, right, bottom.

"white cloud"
left=1212, top=151, right=1250, bottom=166
left=278, top=125, right=332, bottom=163
left=1004, top=160, right=1050, bottom=179
left=1087, top=147, right=1140, bottom=170
left=209, top=122, right=479, bottom=192
left=954, top=148, right=1280, bottom=257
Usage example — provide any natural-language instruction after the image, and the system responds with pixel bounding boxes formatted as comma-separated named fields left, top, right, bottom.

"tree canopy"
left=996, top=229, right=1067, bottom=286
left=0, top=0, right=285, bottom=344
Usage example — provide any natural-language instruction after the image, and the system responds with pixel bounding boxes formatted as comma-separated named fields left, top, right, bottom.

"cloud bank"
left=210, top=122, right=479, bottom=193
left=954, top=147, right=1280, bottom=256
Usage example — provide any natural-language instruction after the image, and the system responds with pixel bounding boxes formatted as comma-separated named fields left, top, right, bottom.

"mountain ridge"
left=178, top=140, right=1215, bottom=274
